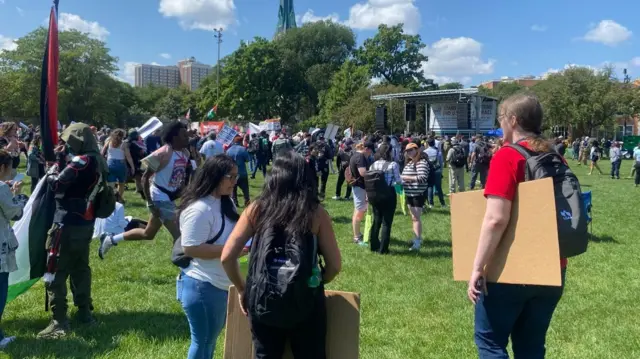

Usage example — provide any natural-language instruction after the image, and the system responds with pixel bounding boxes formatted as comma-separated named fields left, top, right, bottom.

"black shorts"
left=406, top=195, right=426, bottom=208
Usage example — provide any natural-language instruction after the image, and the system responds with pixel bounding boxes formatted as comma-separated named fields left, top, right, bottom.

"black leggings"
left=635, top=163, right=640, bottom=185
left=251, top=293, right=326, bottom=359
left=124, top=219, right=148, bottom=232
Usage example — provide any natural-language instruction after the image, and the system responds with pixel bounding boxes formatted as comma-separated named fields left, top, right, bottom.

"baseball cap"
left=364, top=141, right=375, bottom=150
left=405, top=143, right=419, bottom=151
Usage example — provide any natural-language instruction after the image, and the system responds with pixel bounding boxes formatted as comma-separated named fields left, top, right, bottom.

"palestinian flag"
left=206, top=105, right=218, bottom=119
left=8, top=178, right=55, bottom=302
left=39, top=0, right=60, bottom=162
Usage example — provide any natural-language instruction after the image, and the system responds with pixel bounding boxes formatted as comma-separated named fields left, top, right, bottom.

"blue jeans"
left=107, top=159, right=127, bottom=183
left=474, top=269, right=565, bottom=359
left=427, top=170, right=446, bottom=206
left=0, top=272, right=7, bottom=340
left=177, top=273, right=228, bottom=359
left=610, top=160, right=621, bottom=178
left=249, top=153, right=256, bottom=172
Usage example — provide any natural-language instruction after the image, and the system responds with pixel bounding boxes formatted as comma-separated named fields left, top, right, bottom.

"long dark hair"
left=252, top=150, right=319, bottom=237
left=179, top=154, right=240, bottom=222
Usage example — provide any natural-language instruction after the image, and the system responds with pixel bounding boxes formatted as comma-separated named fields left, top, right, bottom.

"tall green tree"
left=355, top=24, right=428, bottom=89
left=439, top=82, right=464, bottom=90
left=275, top=21, right=356, bottom=118
left=533, top=67, right=620, bottom=136
left=0, top=28, right=120, bottom=127
left=319, top=60, right=371, bottom=122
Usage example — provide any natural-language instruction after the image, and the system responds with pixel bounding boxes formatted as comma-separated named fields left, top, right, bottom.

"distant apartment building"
left=479, top=76, right=542, bottom=89
left=134, top=64, right=181, bottom=88
left=134, top=57, right=212, bottom=90
left=178, top=57, right=213, bottom=91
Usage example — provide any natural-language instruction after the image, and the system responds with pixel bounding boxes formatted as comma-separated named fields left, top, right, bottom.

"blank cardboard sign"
left=451, top=178, right=562, bottom=286
left=223, top=286, right=360, bottom=359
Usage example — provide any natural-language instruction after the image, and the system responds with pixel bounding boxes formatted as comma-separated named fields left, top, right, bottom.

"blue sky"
left=1, top=0, right=639, bottom=86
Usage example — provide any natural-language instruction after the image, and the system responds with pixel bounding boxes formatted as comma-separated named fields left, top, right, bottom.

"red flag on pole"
left=39, top=0, right=60, bottom=161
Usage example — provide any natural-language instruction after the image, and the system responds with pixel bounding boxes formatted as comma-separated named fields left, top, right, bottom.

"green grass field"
left=1, top=158, right=639, bottom=359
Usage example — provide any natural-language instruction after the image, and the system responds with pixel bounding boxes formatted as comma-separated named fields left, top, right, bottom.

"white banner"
left=218, top=125, right=238, bottom=145
left=138, top=117, right=164, bottom=139
left=248, top=123, right=262, bottom=135
left=430, top=103, right=459, bottom=131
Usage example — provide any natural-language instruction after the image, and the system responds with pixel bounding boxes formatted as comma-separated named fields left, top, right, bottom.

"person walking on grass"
left=333, top=138, right=353, bottom=201
left=226, top=136, right=251, bottom=208
left=98, top=121, right=190, bottom=259
left=39, top=123, right=107, bottom=338
left=102, top=129, right=135, bottom=204
left=468, top=93, right=566, bottom=359
left=447, top=139, right=466, bottom=194
left=221, top=150, right=342, bottom=359
left=609, top=142, right=621, bottom=180
left=633, top=142, right=640, bottom=187
left=402, top=143, right=429, bottom=251
left=177, top=155, right=242, bottom=359
left=0, top=150, right=26, bottom=348
left=349, top=142, right=374, bottom=245
left=588, top=141, right=604, bottom=175
left=27, top=135, right=45, bottom=193
left=425, top=138, right=446, bottom=209
left=368, top=144, right=400, bottom=254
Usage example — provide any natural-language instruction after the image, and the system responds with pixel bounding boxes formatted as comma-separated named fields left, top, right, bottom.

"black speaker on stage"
left=456, top=102, right=470, bottom=130
left=405, top=102, right=416, bottom=122
left=375, top=105, right=387, bottom=131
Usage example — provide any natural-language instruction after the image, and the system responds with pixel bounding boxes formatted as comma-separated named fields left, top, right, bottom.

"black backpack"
left=245, top=227, right=321, bottom=329
left=450, top=145, right=466, bottom=168
left=248, top=138, right=260, bottom=154
left=171, top=213, right=225, bottom=268
left=475, top=141, right=492, bottom=165
left=364, top=161, right=394, bottom=202
left=508, top=143, right=589, bottom=258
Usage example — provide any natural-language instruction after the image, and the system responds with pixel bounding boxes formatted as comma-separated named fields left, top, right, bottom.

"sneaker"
left=98, top=233, right=116, bottom=260
left=37, top=320, right=69, bottom=339
left=332, top=196, right=341, bottom=200
left=353, top=234, right=363, bottom=244
left=75, top=307, right=97, bottom=326
left=0, top=336, right=16, bottom=349
left=409, top=239, right=422, bottom=251
left=344, top=197, right=351, bottom=201
left=428, top=204, right=433, bottom=209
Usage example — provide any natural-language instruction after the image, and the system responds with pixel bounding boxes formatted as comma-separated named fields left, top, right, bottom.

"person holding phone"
left=468, top=93, right=565, bottom=358
left=0, top=150, right=26, bottom=348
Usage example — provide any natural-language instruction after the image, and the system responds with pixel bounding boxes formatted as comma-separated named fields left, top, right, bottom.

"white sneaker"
left=332, top=196, right=341, bottom=200
left=0, top=336, right=16, bottom=349
left=409, top=239, right=422, bottom=251
left=98, top=233, right=116, bottom=260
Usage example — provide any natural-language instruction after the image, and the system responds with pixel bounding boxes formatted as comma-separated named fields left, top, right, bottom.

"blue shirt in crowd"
left=145, top=135, right=162, bottom=153
left=226, top=144, right=250, bottom=177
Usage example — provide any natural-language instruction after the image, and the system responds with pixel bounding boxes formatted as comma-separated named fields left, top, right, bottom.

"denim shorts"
left=352, top=186, right=368, bottom=212
left=152, top=200, right=176, bottom=222
left=107, top=159, right=127, bottom=183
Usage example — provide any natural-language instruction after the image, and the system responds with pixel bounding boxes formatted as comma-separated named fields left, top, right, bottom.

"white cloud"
left=0, top=35, right=17, bottom=52
left=151, top=62, right=162, bottom=66
left=298, top=10, right=340, bottom=24
left=160, top=53, right=172, bottom=59
left=631, top=57, right=640, bottom=67
left=583, top=20, right=631, bottom=46
left=16, top=7, right=24, bottom=16
left=420, top=37, right=495, bottom=84
left=0, top=0, right=5, bottom=4
left=347, top=0, right=421, bottom=34
left=122, top=62, right=139, bottom=84
left=58, top=13, right=110, bottom=41
left=159, top=0, right=236, bottom=31
left=531, top=24, right=547, bottom=32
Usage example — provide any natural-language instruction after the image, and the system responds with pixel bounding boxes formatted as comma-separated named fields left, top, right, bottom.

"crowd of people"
left=0, top=92, right=638, bottom=358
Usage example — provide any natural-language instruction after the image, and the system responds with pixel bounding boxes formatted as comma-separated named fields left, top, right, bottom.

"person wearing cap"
left=226, top=135, right=251, bottom=207
left=446, top=138, right=466, bottom=194
left=315, top=135, right=332, bottom=200
left=349, top=141, right=374, bottom=244
left=401, top=142, right=430, bottom=251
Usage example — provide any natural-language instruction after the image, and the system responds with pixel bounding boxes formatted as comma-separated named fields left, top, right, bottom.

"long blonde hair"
left=500, top=93, right=553, bottom=152
left=0, top=122, right=17, bottom=138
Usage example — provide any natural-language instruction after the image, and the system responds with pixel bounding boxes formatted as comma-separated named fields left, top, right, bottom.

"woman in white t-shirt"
left=176, top=154, right=242, bottom=359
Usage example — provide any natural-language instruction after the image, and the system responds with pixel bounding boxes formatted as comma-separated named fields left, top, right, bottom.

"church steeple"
left=276, top=0, right=297, bottom=34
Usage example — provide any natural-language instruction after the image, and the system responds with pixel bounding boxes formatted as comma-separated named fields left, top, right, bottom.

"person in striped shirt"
left=401, top=143, right=430, bottom=251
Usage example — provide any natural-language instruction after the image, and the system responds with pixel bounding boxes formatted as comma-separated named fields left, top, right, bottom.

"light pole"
left=214, top=28, right=223, bottom=103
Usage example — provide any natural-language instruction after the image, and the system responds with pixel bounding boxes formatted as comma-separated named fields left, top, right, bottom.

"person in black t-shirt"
left=349, top=141, right=374, bottom=244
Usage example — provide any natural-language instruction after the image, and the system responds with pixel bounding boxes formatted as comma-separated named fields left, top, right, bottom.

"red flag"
left=39, top=0, right=60, bottom=161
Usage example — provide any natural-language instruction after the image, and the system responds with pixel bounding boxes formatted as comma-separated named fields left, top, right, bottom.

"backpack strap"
left=205, top=213, right=226, bottom=245
left=506, top=143, right=537, bottom=181
left=382, top=161, right=391, bottom=172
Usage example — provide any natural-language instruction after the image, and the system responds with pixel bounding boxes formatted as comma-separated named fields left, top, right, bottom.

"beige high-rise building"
left=178, top=57, right=213, bottom=91
left=134, top=64, right=180, bottom=88
left=134, top=57, right=212, bottom=90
